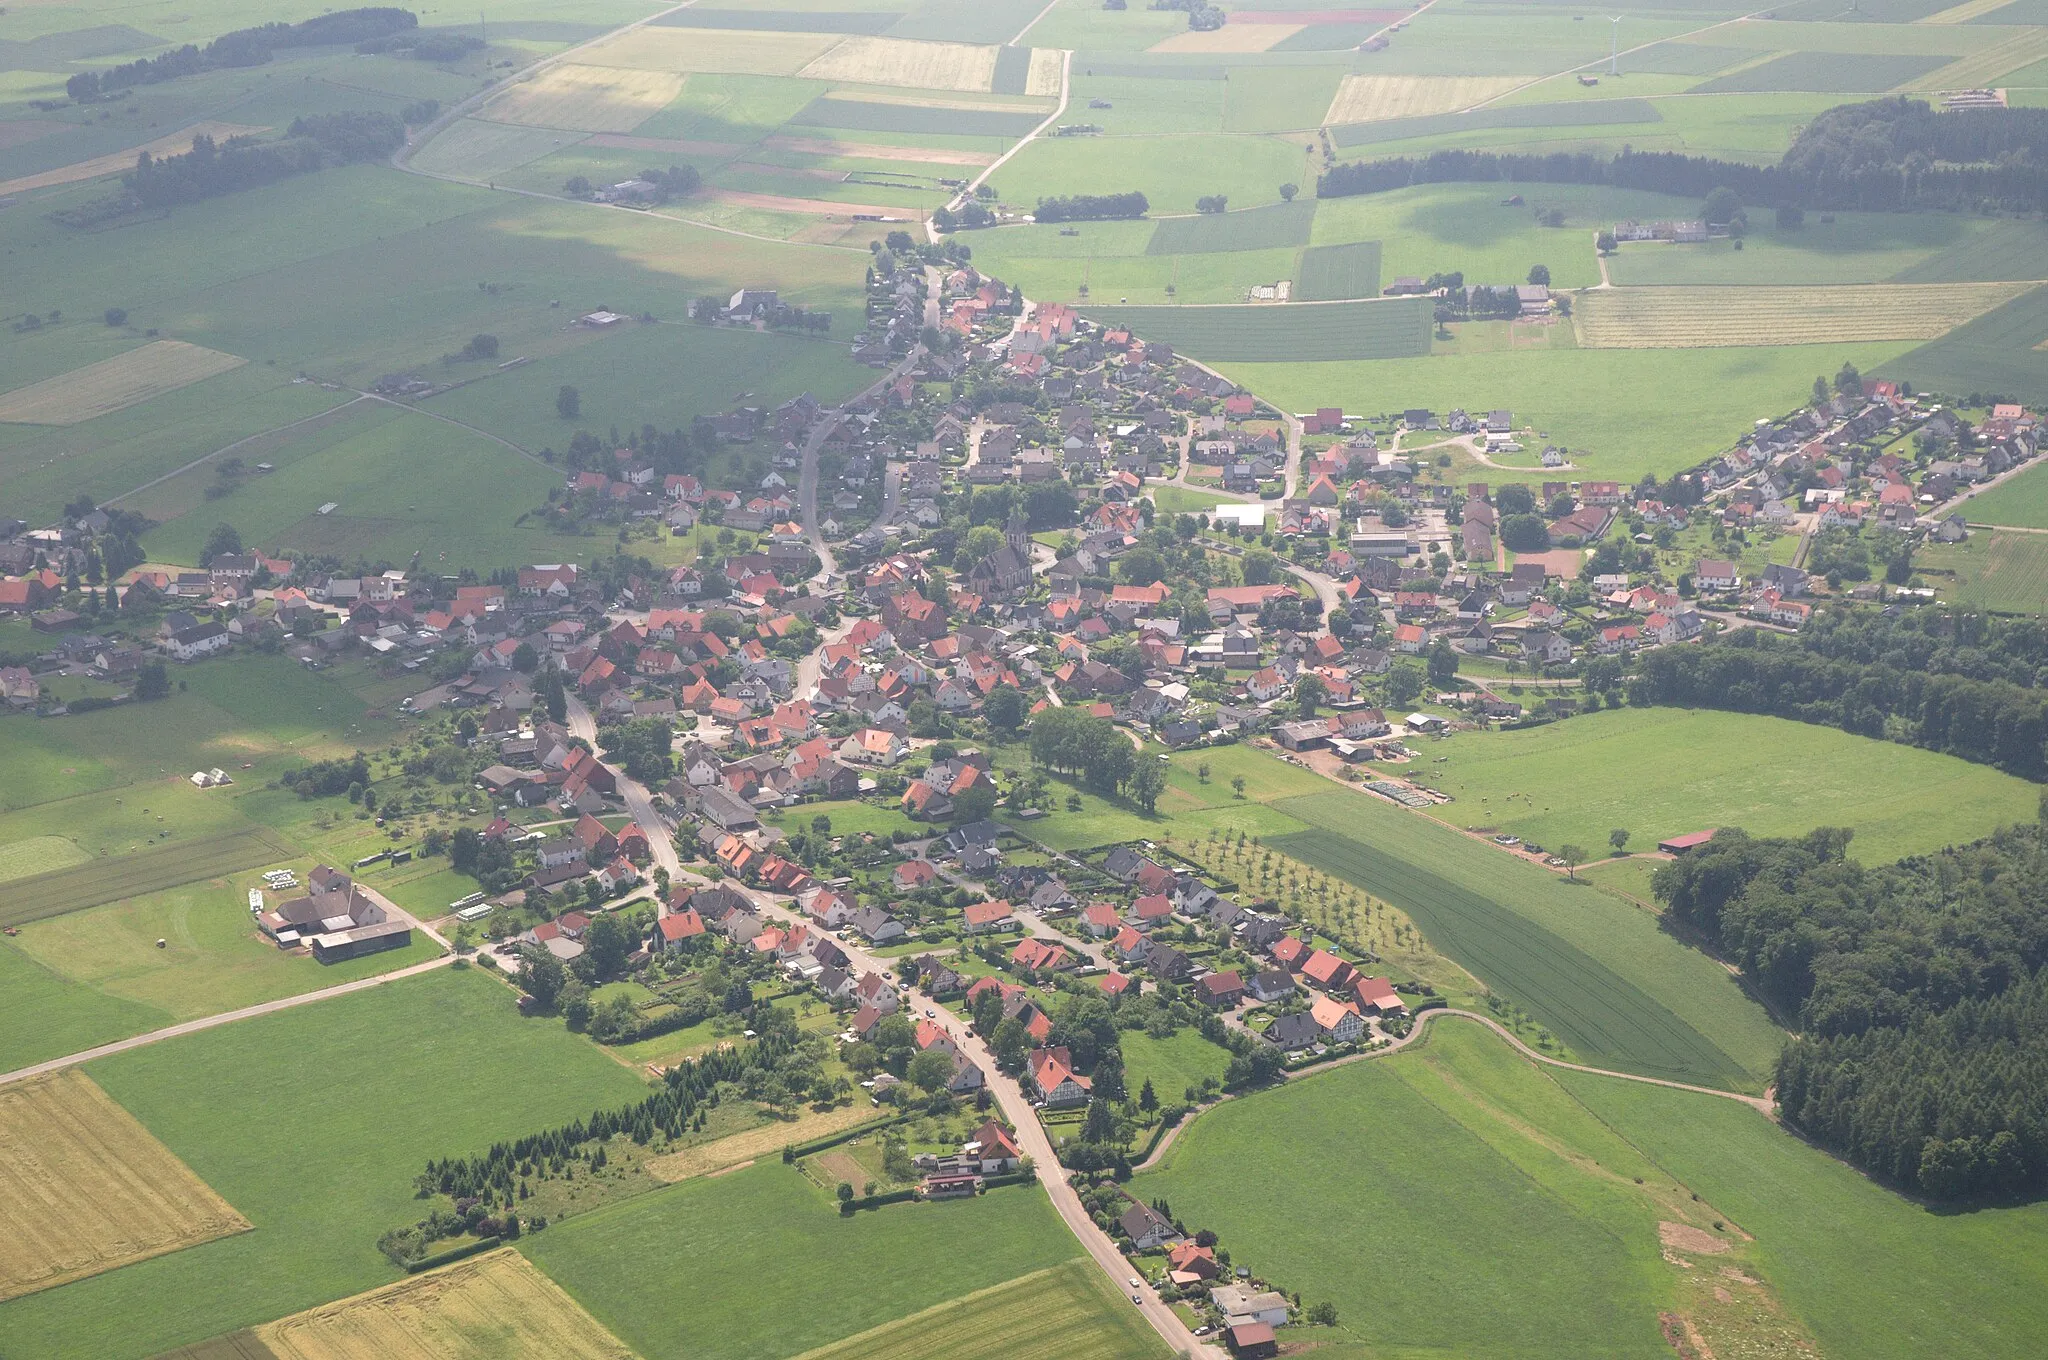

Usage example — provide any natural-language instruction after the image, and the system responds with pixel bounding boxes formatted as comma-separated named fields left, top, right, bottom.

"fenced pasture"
left=482, top=64, right=684, bottom=133
left=258, top=1250, right=634, bottom=1360
left=1326, top=74, right=1526, bottom=122
left=577, top=25, right=841, bottom=76
left=1690, top=50, right=1949, bottom=93
left=1921, top=529, right=2048, bottom=615
left=0, top=342, right=245, bottom=426
left=1144, top=199, right=1315, bottom=255
left=1083, top=297, right=1432, bottom=362
left=1295, top=240, right=1384, bottom=300
left=0, top=1070, right=249, bottom=1302
left=788, top=1260, right=1169, bottom=1360
left=1576, top=282, right=2024, bottom=348
left=796, top=36, right=1001, bottom=91
left=0, top=828, right=297, bottom=929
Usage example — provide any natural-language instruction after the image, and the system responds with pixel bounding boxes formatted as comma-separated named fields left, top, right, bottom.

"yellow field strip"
left=481, top=64, right=683, bottom=133
left=1026, top=46, right=1065, bottom=97
left=1918, top=0, right=2022, bottom=22
left=0, top=1070, right=250, bottom=1302
left=259, top=1249, right=635, bottom=1360
left=787, top=1260, right=1162, bottom=1360
left=1576, top=282, right=2030, bottom=349
left=577, top=25, right=841, bottom=76
left=0, top=121, right=267, bottom=197
left=761, top=135, right=999, bottom=167
left=822, top=89, right=1054, bottom=113
left=1325, top=74, right=1525, bottom=124
left=0, top=341, right=245, bottom=426
left=797, top=36, right=1000, bottom=93
left=1909, top=28, right=2048, bottom=90
left=1150, top=24, right=1303, bottom=53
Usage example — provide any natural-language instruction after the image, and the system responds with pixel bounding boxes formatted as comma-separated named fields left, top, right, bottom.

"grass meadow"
left=1081, top=298, right=1433, bottom=361
left=1270, top=787, right=1785, bottom=1088
left=1417, top=707, right=2040, bottom=862
left=1960, top=461, right=2048, bottom=529
left=1920, top=528, right=2048, bottom=615
left=999, top=738, right=1329, bottom=852
left=1885, top=285, right=2048, bottom=403
left=0, top=969, right=651, bottom=1360
left=522, top=1165, right=1084, bottom=1360
left=1119, top=1028, right=1233, bottom=1106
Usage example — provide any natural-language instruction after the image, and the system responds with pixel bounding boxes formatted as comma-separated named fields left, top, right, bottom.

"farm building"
left=1658, top=829, right=1719, bottom=855
left=257, top=866, right=412, bottom=962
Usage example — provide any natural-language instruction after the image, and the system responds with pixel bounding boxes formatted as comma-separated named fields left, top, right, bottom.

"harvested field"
left=0, top=121, right=266, bottom=197
left=1146, top=199, right=1315, bottom=255
left=587, top=132, right=745, bottom=156
left=797, top=36, right=1000, bottom=92
left=1026, top=47, right=1064, bottom=97
left=1083, top=297, right=1433, bottom=362
left=654, top=8, right=896, bottom=34
left=1918, top=0, right=2020, bottom=18
left=0, top=834, right=91, bottom=885
left=787, top=1260, right=1169, bottom=1360
left=1326, top=74, right=1525, bottom=123
left=762, top=135, right=998, bottom=166
left=1691, top=51, right=1949, bottom=94
left=151, top=1331, right=280, bottom=1360
left=408, top=120, right=585, bottom=179
left=1914, top=28, right=2048, bottom=89
left=702, top=187, right=909, bottom=217
left=1151, top=24, right=1304, bottom=53
left=1331, top=97, right=1662, bottom=148
left=482, top=64, right=683, bottom=133
left=0, top=827, right=298, bottom=929
left=790, top=96, right=1043, bottom=137
left=1576, top=283, right=2025, bottom=348
left=1230, top=8, right=1407, bottom=21
left=647, top=1102, right=876, bottom=1182
left=0, top=1070, right=250, bottom=1302
left=258, top=1249, right=634, bottom=1360
left=1296, top=240, right=1384, bottom=300
left=577, top=25, right=841, bottom=77
left=0, top=341, right=245, bottom=426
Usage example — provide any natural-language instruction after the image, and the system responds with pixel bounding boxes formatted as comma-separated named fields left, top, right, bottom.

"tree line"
left=1317, top=99, right=2048, bottom=214
left=1033, top=191, right=1150, bottom=223
left=1029, top=706, right=1167, bottom=812
left=66, top=8, right=417, bottom=100
left=1655, top=822, right=2048, bottom=1200
left=1631, top=618, right=2048, bottom=781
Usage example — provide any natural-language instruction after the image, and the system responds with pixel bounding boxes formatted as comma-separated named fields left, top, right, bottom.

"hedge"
left=403, top=1235, right=502, bottom=1273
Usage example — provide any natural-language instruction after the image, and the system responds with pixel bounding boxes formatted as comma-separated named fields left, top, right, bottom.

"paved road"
left=565, top=694, right=685, bottom=892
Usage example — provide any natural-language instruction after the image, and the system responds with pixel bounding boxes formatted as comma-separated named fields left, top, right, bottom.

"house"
left=1300, top=948, right=1357, bottom=994
left=653, top=909, right=706, bottom=951
left=1226, top=1322, right=1279, bottom=1359
left=1196, top=970, right=1245, bottom=1008
left=1027, top=1046, right=1092, bottom=1107
left=894, top=859, right=939, bottom=891
left=256, top=866, right=410, bottom=963
left=1166, top=1240, right=1222, bottom=1282
left=1262, top=1011, right=1320, bottom=1051
left=1118, top=1202, right=1182, bottom=1252
left=163, top=621, right=232, bottom=662
left=1695, top=559, right=1740, bottom=592
left=1354, top=975, right=1406, bottom=1016
left=1211, top=1285, right=1292, bottom=1329
left=1247, top=969, right=1294, bottom=1003
left=850, top=906, right=907, bottom=945
left=1012, top=936, right=1073, bottom=972
left=1310, top=995, right=1366, bottom=1043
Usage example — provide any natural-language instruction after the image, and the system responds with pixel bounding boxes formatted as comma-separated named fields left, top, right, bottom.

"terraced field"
left=1577, top=282, right=2026, bottom=348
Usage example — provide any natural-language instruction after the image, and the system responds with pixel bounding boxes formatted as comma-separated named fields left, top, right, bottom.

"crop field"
left=482, top=64, right=684, bottom=133
left=1891, top=218, right=2048, bottom=283
left=0, top=1070, right=249, bottom=1302
left=257, top=1249, right=634, bottom=1360
left=1150, top=23, right=1304, bottom=52
left=789, top=1260, right=1168, bottom=1360
left=1419, top=707, right=2039, bottom=862
left=1691, top=50, right=1950, bottom=93
left=1331, top=96, right=1664, bottom=147
left=578, top=26, right=843, bottom=76
left=1576, top=282, right=2025, bottom=348
left=1143, top=200, right=1315, bottom=255
left=1886, top=285, right=2048, bottom=403
left=1326, top=74, right=1527, bottom=123
left=655, top=10, right=899, bottom=35
left=1921, top=529, right=2048, bottom=614
left=1915, top=26, right=2048, bottom=88
left=523, top=1166, right=1084, bottom=1360
left=0, top=121, right=269, bottom=198
left=0, top=970, right=651, bottom=1360
left=1142, top=1019, right=1749, bottom=1356
left=0, top=828, right=298, bottom=930
left=0, top=342, right=246, bottom=426
left=1026, top=47, right=1064, bottom=96
left=1270, top=786, right=1785, bottom=1087
left=1295, top=240, right=1383, bottom=300
left=791, top=95, right=1043, bottom=136
left=1959, top=461, right=2048, bottom=528
left=407, top=119, right=583, bottom=180
left=1565, top=1072, right=2048, bottom=1360
left=795, top=36, right=1000, bottom=90
left=1081, top=297, right=1432, bottom=361
left=890, top=0, right=1051, bottom=45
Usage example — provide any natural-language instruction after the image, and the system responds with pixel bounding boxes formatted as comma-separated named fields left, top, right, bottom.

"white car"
left=1128, top=1277, right=1141, bottom=1289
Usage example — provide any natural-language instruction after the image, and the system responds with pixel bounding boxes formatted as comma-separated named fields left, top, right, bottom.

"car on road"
left=924, top=1008, right=935, bottom=1018
left=1131, top=1294, right=1142, bottom=1305
left=1128, top=1277, right=1141, bottom=1289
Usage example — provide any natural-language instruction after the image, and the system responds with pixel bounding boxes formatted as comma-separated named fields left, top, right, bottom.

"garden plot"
left=0, top=341, right=244, bottom=426
left=0, top=1070, right=250, bottom=1302
left=1576, top=282, right=2025, bottom=348
left=796, top=35, right=1001, bottom=91
left=483, top=64, right=684, bottom=134
left=1326, top=74, right=1526, bottom=123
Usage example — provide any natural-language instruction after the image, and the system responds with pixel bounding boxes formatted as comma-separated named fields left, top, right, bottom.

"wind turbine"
left=1609, top=16, right=1622, bottom=76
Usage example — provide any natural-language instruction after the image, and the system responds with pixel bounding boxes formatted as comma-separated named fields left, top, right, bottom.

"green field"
left=1691, top=50, right=1950, bottom=93
left=522, top=1165, right=1085, bottom=1360
left=1886, top=284, right=2048, bottom=403
left=1269, top=787, right=1785, bottom=1088
left=1119, top=1028, right=1233, bottom=1107
left=0, top=942, right=172, bottom=1075
left=0, top=829, right=297, bottom=929
left=1960, top=461, right=2048, bottom=529
left=0, top=969, right=650, bottom=1360
left=1294, top=241, right=1384, bottom=302
left=1419, top=707, right=2040, bottom=862
left=1000, top=133, right=1314, bottom=218
left=1001, top=739, right=1328, bottom=851
left=1144, top=201, right=1317, bottom=256
left=1920, top=528, right=2048, bottom=614
left=1331, top=96, right=1665, bottom=147
left=1082, top=298, right=1432, bottom=362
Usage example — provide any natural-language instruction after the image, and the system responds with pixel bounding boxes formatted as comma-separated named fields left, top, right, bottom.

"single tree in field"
left=1558, top=844, right=1587, bottom=880
left=1527, top=264, right=1550, bottom=286
left=1129, top=759, right=1166, bottom=814
left=1231, top=774, right=1247, bottom=799
left=1609, top=828, right=1630, bottom=854
left=1279, top=183, right=1298, bottom=202
left=556, top=384, right=580, bottom=419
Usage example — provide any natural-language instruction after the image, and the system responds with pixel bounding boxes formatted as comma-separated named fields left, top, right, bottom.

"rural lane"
left=565, top=694, right=685, bottom=891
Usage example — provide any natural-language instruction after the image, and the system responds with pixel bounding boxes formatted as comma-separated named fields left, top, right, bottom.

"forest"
left=1655, top=822, right=2048, bottom=1200
left=1630, top=613, right=2048, bottom=779
left=1033, top=191, right=1151, bottom=223
left=64, top=8, right=417, bottom=100
left=1317, top=99, right=2048, bottom=214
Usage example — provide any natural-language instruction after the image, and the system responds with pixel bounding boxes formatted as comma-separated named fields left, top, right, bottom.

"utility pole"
left=1609, top=16, right=1621, bottom=76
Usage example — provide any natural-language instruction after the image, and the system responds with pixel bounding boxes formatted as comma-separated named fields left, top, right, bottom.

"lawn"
left=1417, top=707, right=2040, bottom=862
left=1959, top=461, right=2048, bottom=529
left=766, top=798, right=923, bottom=842
left=521, top=1164, right=1084, bottom=1360
left=1119, top=1028, right=1233, bottom=1106
left=1269, top=785, right=1786, bottom=1088
left=1920, top=528, right=2048, bottom=615
left=0, top=968, right=651, bottom=1360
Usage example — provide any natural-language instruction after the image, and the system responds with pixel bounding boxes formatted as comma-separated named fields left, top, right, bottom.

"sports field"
left=796, top=36, right=1002, bottom=92
left=788, top=1259, right=1169, bottom=1360
left=523, top=1165, right=1085, bottom=1360
left=1269, top=786, right=1785, bottom=1088
left=1576, top=282, right=2026, bottom=348
left=1081, top=297, right=1433, bottom=362
left=258, top=1249, right=634, bottom=1360
left=1419, top=706, right=2040, bottom=862
left=1326, top=74, right=1525, bottom=123
left=1295, top=241, right=1383, bottom=300
left=0, top=1070, right=249, bottom=1302
left=1920, top=528, right=2048, bottom=614
left=482, top=64, right=684, bottom=133
left=0, top=970, right=651, bottom=1360
left=1958, top=461, right=2048, bottom=529
left=0, top=342, right=246, bottom=426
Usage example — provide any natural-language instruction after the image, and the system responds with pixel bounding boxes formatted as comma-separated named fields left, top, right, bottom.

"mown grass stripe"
left=0, top=828, right=297, bottom=928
